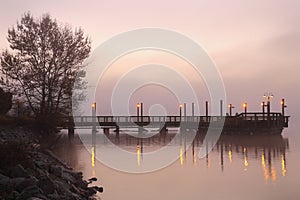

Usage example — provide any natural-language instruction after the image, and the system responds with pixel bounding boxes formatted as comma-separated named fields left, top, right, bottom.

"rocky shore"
left=0, top=127, right=103, bottom=200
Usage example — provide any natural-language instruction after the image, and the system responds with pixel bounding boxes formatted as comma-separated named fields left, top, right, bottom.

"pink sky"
left=0, top=0, right=299, bottom=120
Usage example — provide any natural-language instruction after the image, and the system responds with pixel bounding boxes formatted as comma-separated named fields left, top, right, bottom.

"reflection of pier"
left=192, top=134, right=288, bottom=183
left=90, top=130, right=288, bottom=183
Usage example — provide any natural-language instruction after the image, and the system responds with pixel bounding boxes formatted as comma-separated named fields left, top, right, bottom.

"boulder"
left=8, top=164, right=29, bottom=178
left=15, top=176, right=38, bottom=192
left=50, top=165, right=63, bottom=177
left=17, top=185, right=42, bottom=200
left=37, top=175, right=55, bottom=195
left=0, top=172, right=9, bottom=180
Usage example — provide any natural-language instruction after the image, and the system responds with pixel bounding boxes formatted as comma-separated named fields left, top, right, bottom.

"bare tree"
left=0, top=13, right=91, bottom=129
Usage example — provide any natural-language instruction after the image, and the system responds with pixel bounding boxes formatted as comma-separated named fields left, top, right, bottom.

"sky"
left=0, top=0, right=299, bottom=122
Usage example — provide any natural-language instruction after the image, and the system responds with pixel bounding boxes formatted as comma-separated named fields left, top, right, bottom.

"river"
left=53, top=122, right=300, bottom=200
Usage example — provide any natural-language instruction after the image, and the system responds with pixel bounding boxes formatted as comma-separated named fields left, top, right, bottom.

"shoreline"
left=0, top=126, right=103, bottom=200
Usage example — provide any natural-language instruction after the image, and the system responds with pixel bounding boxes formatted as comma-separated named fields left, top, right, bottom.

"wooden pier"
left=65, top=97, right=289, bottom=136
left=66, top=112, right=289, bottom=136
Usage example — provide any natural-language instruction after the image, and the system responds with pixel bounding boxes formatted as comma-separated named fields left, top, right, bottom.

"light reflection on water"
left=53, top=129, right=293, bottom=200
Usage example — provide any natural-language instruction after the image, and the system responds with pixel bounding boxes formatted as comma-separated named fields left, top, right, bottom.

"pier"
left=65, top=98, right=290, bottom=136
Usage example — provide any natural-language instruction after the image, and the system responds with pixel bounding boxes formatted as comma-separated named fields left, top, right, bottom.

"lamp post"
left=243, top=102, right=247, bottom=117
left=263, top=92, right=273, bottom=115
left=92, top=102, right=96, bottom=132
left=179, top=104, right=183, bottom=121
left=263, top=92, right=273, bottom=124
left=281, top=98, right=287, bottom=117
left=136, top=103, right=140, bottom=122
left=92, top=102, right=96, bottom=116
left=228, top=104, right=234, bottom=116
left=243, top=102, right=247, bottom=113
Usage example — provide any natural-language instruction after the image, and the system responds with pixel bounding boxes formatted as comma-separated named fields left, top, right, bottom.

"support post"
left=220, top=100, right=223, bottom=117
left=261, top=102, right=265, bottom=120
left=228, top=104, right=234, bottom=116
left=281, top=98, right=286, bottom=117
left=140, top=102, right=143, bottom=123
left=267, top=101, right=271, bottom=125
left=179, top=104, right=182, bottom=121
left=205, top=101, right=208, bottom=117
left=184, top=103, right=186, bottom=121
left=192, top=102, right=195, bottom=120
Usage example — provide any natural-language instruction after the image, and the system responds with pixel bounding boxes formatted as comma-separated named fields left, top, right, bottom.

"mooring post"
left=184, top=103, right=187, bottom=121
left=261, top=102, right=265, bottom=120
left=140, top=102, right=143, bottom=123
left=220, top=100, right=223, bottom=117
left=192, top=102, right=195, bottom=118
left=281, top=98, right=286, bottom=117
left=281, top=98, right=287, bottom=126
left=205, top=101, right=209, bottom=122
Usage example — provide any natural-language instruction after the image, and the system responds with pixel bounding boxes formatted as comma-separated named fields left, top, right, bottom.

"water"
left=53, top=125, right=300, bottom=200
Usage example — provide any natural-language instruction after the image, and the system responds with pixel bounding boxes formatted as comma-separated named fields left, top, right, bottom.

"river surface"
left=53, top=122, right=300, bottom=200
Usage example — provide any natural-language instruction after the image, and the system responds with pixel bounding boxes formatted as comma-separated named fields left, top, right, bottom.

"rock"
left=34, top=160, right=49, bottom=170
left=47, top=192, right=62, bottom=200
left=85, top=187, right=97, bottom=197
left=11, top=190, right=20, bottom=199
left=92, top=186, right=103, bottom=193
left=54, top=180, right=71, bottom=195
left=9, top=164, right=29, bottom=178
left=17, top=185, right=42, bottom=200
left=70, top=184, right=80, bottom=194
left=61, top=172, right=76, bottom=184
left=74, top=179, right=88, bottom=189
left=88, top=177, right=97, bottom=183
left=0, top=172, right=9, bottom=180
left=10, top=177, right=26, bottom=190
left=63, top=169, right=82, bottom=179
left=0, top=177, right=11, bottom=192
left=15, top=176, right=38, bottom=192
left=37, top=175, right=55, bottom=195
left=50, top=165, right=63, bottom=177
left=54, top=180, right=81, bottom=199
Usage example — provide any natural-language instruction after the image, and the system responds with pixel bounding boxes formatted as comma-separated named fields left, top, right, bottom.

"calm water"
left=53, top=123, right=300, bottom=200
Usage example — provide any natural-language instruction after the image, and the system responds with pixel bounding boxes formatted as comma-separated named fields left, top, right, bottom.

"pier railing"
left=70, top=112, right=289, bottom=128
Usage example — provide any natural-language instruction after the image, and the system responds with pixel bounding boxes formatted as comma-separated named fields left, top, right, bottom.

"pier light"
left=263, top=92, right=274, bottom=102
left=92, top=102, right=96, bottom=108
